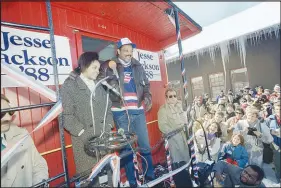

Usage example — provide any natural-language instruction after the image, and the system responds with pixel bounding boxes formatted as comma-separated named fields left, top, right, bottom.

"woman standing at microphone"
left=60, top=52, right=114, bottom=175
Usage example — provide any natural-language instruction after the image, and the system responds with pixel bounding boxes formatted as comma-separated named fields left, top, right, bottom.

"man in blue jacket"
left=106, top=38, right=154, bottom=187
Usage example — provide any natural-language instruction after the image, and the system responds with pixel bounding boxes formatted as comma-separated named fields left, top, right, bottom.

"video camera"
left=247, top=127, right=258, bottom=136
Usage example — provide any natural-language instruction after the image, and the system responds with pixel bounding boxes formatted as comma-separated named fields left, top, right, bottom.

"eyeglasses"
left=168, top=95, right=177, bottom=99
left=1, top=111, right=15, bottom=119
left=242, top=169, right=256, bottom=182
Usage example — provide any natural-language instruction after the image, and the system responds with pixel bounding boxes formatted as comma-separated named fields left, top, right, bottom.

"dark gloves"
left=144, top=97, right=152, bottom=112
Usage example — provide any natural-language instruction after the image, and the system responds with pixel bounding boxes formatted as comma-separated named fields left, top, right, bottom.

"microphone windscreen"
left=109, top=61, right=117, bottom=69
left=118, top=128, right=125, bottom=135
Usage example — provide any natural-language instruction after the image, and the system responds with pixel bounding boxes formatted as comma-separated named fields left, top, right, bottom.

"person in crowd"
left=226, top=108, right=245, bottom=140
left=106, top=37, right=155, bottom=186
left=218, top=133, right=248, bottom=168
left=213, top=161, right=265, bottom=187
left=158, top=88, right=190, bottom=164
left=1, top=94, right=48, bottom=187
left=256, top=86, right=264, bottom=98
left=243, top=86, right=251, bottom=97
left=233, top=93, right=242, bottom=104
left=194, top=122, right=221, bottom=162
left=202, top=111, right=213, bottom=129
left=240, top=97, right=248, bottom=111
left=190, top=96, right=207, bottom=120
left=60, top=52, right=114, bottom=174
left=264, top=89, right=271, bottom=100
left=226, top=89, right=234, bottom=104
left=226, top=103, right=235, bottom=120
left=270, top=84, right=280, bottom=102
left=249, top=88, right=256, bottom=98
left=267, top=103, right=281, bottom=182
left=245, top=93, right=253, bottom=104
left=209, top=111, right=228, bottom=143
left=260, top=102, right=272, bottom=118
left=203, top=93, right=211, bottom=107
left=233, top=106, right=273, bottom=166
left=216, top=90, right=225, bottom=103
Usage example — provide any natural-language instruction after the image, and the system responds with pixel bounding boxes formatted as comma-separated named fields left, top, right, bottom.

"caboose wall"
left=1, top=2, right=169, bottom=185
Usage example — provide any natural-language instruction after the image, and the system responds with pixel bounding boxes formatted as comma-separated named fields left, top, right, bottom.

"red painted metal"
left=1, top=1, right=200, bottom=186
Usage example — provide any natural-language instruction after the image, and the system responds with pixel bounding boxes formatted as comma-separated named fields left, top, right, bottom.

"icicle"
left=219, top=41, right=230, bottom=91
left=238, top=35, right=247, bottom=68
left=208, top=46, right=217, bottom=66
left=273, top=24, right=280, bottom=38
left=195, top=51, right=200, bottom=67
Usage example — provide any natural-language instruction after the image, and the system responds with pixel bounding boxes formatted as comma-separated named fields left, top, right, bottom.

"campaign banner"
left=133, top=49, right=161, bottom=81
left=1, top=26, right=73, bottom=87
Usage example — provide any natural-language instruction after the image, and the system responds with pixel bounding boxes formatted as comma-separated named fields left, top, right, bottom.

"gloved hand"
left=80, top=130, right=97, bottom=144
left=144, top=97, right=152, bottom=112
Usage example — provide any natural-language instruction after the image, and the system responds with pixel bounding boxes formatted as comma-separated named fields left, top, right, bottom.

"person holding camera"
left=233, top=106, right=273, bottom=166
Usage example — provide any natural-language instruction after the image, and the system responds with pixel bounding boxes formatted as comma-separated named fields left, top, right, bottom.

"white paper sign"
left=133, top=49, right=161, bottom=81
left=1, top=26, right=73, bottom=87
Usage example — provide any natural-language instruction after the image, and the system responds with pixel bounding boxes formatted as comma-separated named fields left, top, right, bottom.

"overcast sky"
left=174, top=2, right=261, bottom=27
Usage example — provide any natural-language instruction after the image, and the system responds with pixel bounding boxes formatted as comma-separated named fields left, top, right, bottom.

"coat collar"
left=75, top=76, right=93, bottom=98
left=4, top=124, right=26, bottom=142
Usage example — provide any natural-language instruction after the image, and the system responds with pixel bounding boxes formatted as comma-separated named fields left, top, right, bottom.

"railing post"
left=46, top=0, right=70, bottom=186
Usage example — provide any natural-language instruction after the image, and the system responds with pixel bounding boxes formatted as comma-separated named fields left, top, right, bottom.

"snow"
left=165, top=2, right=280, bottom=65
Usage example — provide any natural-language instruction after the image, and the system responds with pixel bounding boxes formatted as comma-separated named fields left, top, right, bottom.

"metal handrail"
left=1, top=102, right=56, bottom=113
left=32, top=173, right=65, bottom=188
left=1, top=21, right=50, bottom=31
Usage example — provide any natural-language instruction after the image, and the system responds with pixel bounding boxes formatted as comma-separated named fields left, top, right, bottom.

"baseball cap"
left=117, top=38, right=136, bottom=49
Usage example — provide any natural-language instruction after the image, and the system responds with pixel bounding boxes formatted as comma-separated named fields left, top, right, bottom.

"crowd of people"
left=187, top=85, right=280, bottom=186
left=1, top=35, right=280, bottom=187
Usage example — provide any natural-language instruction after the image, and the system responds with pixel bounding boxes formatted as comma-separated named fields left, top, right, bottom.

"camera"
left=247, top=127, right=257, bottom=136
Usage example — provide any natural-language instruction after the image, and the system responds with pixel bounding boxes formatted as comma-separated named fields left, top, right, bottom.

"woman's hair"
left=75, top=52, right=99, bottom=74
left=231, top=133, right=245, bottom=146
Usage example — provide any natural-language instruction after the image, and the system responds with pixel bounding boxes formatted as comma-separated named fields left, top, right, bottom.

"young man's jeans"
left=113, top=111, right=155, bottom=185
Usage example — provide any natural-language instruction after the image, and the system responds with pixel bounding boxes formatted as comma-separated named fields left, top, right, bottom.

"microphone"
left=101, top=81, right=122, bottom=97
left=109, top=61, right=119, bottom=79
left=118, top=128, right=126, bottom=139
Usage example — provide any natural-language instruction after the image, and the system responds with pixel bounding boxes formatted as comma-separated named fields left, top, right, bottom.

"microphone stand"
left=90, top=76, right=110, bottom=135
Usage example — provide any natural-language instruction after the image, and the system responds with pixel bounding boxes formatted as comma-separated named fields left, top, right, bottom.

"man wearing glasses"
left=1, top=94, right=48, bottom=187
left=213, top=160, right=265, bottom=187
left=158, top=88, right=190, bottom=164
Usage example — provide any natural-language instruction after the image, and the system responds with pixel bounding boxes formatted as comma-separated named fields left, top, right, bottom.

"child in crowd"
left=218, top=134, right=248, bottom=168
left=194, top=122, right=221, bottom=162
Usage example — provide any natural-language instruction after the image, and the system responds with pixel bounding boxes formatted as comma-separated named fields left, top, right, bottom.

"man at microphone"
left=107, top=38, right=154, bottom=187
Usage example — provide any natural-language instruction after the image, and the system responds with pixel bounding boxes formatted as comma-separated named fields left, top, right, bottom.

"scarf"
left=118, top=58, right=131, bottom=67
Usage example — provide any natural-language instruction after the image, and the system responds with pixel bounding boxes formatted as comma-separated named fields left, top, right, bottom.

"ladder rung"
left=1, top=21, right=50, bottom=31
